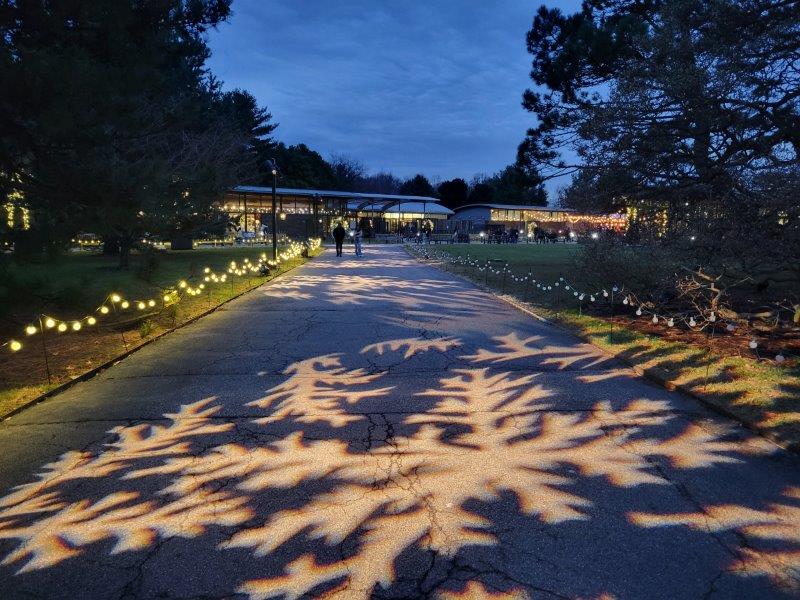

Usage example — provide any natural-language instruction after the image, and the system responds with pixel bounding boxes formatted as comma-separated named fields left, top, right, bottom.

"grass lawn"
left=0, top=244, right=322, bottom=419
left=1, top=246, right=293, bottom=320
left=424, top=242, right=800, bottom=451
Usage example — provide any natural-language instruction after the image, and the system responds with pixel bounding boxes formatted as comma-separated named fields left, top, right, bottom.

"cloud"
left=207, top=0, right=581, bottom=187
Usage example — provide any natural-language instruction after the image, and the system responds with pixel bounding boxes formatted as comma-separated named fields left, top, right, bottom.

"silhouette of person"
left=332, top=223, right=346, bottom=257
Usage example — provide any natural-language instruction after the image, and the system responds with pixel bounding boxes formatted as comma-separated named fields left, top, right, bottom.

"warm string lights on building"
left=407, top=244, right=790, bottom=364
left=2, top=238, right=321, bottom=354
left=4, top=190, right=31, bottom=231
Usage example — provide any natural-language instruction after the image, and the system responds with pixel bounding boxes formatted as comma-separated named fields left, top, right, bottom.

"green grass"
left=1, top=246, right=289, bottom=321
left=0, top=245, right=322, bottom=419
left=426, top=243, right=800, bottom=451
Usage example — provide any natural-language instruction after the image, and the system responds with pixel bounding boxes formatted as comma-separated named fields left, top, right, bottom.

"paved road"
left=0, top=245, right=798, bottom=600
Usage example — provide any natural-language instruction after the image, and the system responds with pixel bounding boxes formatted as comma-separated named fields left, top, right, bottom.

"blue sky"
left=207, top=1, right=582, bottom=192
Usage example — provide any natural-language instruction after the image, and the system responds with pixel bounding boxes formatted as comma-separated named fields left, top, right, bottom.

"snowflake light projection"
left=0, top=335, right=795, bottom=598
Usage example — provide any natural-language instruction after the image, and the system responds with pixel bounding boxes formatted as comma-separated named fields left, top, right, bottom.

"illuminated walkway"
left=0, top=245, right=798, bottom=599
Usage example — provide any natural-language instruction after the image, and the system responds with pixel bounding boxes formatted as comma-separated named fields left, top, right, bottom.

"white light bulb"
left=652, top=315, right=658, bottom=324
left=748, top=339, right=758, bottom=349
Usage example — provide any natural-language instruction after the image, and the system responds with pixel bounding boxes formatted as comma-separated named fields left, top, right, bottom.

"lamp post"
left=267, top=160, right=279, bottom=261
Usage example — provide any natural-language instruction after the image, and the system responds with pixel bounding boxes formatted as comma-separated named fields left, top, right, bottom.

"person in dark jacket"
left=332, top=223, right=346, bottom=257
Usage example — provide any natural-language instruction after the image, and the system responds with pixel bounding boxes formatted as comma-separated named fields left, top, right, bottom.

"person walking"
left=332, top=222, right=346, bottom=257
left=354, top=226, right=363, bottom=257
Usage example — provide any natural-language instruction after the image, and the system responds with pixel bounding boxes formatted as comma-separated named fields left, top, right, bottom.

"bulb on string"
left=775, top=354, right=785, bottom=364
left=623, top=297, right=629, bottom=305
left=636, top=308, right=642, bottom=316
left=709, top=312, right=716, bottom=322
left=100, top=306, right=109, bottom=314
left=87, top=317, right=96, bottom=325
left=590, top=295, right=595, bottom=302
left=603, top=290, right=609, bottom=298
left=72, top=321, right=81, bottom=331
left=748, top=339, right=758, bottom=349
left=57, top=322, right=68, bottom=332
left=9, top=340, right=22, bottom=352
left=652, top=315, right=658, bottom=324
left=45, top=318, right=56, bottom=329
left=25, top=325, right=37, bottom=335
left=689, top=317, right=696, bottom=327
left=121, top=301, right=130, bottom=309
left=111, top=294, right=121, bottom=303
left=726, top=323, right=735, bottom=332
left=667, top=318, right=674, bottom=327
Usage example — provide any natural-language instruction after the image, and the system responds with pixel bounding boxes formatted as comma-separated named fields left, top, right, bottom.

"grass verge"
left=0, top=246, right=323, bottom=419
left=418, top=243, right=800, bottom=451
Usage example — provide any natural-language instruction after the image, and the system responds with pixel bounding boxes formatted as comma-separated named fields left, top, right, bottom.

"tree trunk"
left=118, top=237, right=132, bottom=269
left=102, top=235, right=120, bottom=256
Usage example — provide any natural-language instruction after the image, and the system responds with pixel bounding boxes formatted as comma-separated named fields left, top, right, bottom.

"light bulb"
left=775, top=354, right=785, bottom=364
left=689, top=317, right=696, bottom=327
left=9, top=340, right=22, bottom=352
left=636, top=308, right=642, bottom=316
left=25, top=325, right=37, bottom=335
left=652, top=315, right=658, bottom=324
left=111, top=294, right=121, bottom=303
left=148, top=300, right=156, bottom=307
left=748, top=339, right=758, bottom=349
left=45, top=318, right=56, bottom=329
left=72, top=321, right=81, bottom=331
left=87, top=317, right=97, bottom=325
left=121, top=301, right=130, bottom=309
left=179, top=280, right=187, bottom=289
left=57, top=322, right=68, bottom=332
left=163, top=295, right=171, bottom=302
left=667, top=318, right=674, bottom=327
left=100, top=306, right=110, bottom=314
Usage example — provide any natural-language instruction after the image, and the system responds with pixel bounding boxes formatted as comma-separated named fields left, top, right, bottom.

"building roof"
left=232, top=185, right=439, bottom=203
left=453, top=203, right=575, bottom=212
left=350, top=201, right=453, bottom=216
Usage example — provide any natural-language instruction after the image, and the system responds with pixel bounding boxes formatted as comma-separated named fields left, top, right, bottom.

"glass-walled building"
left=221, top=186, right=452, bottom=239
left=450, top=204, right=628, bottom=237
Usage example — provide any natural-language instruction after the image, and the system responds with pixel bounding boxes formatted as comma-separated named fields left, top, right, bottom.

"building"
left=222, top=186, right=453, bottom=238
left=450, top=204, right=628, bottom=238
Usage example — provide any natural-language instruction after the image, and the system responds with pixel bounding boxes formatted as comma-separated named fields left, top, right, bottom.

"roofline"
left=231, top=185, right=439, bottom=203
left=453, top=203, right=575, bottom=212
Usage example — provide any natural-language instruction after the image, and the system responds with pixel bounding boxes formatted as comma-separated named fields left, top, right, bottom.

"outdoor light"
left=279, top=212, right=287, bottom=221
left=87, top=317, right=96, bottom=325
left=100, top=306, right=109, bottom=314
left=72, top=321, right=81, bottom=331
left=45, top=318, right=56, bottom=329
left=121, top=301, right=130, bottom=309
left=111, top=294, right=121, bottom=303
left=57, top=322, right=68, bottom=332
left=590, top=232, right=599, bottom=240
left=9, top=339, right=21, bottom=352
left=148, top=300, right=156, bottom=307
left=25, top=325, right=37, bottom=335
left=137, top=301, right=146, bottom=310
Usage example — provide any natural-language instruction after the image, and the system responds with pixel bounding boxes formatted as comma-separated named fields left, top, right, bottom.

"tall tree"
left=328, top=154, right=366, bottom=191
left=519, top=0, right=800, bottom=205
left=0, top=0, right=262, bottom=266
left=399, top=174, right=436, bottom=197
left=437, top=178, right=469, bottom=209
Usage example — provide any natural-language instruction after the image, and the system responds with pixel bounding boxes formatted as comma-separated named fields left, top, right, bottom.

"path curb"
left=1, top=252, right=322, bottom=423
left=415, top=252, right=796, bottom=455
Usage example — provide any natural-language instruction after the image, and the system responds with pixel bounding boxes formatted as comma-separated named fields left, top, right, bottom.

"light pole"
left=267, top=160, right=279, bottom=261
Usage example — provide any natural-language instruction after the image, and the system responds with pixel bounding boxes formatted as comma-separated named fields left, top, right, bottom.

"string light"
left=4, top=239, right=320, bottom=352
left=406, top=244, right=793, bottom=360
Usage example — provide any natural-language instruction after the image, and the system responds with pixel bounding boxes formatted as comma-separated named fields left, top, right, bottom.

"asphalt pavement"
left=0, top=244, right=798, bottom=599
